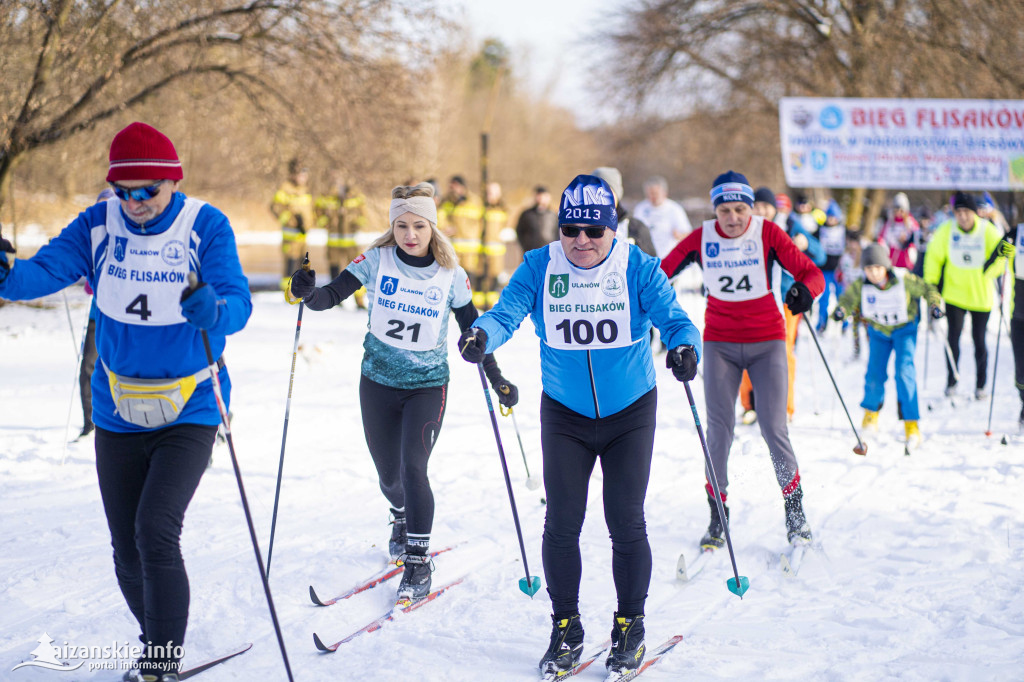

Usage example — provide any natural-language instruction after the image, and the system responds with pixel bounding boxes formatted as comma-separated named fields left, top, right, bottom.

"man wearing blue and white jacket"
left=458, top=175, right=701, bottom=679
left=0, top=122, right=251, bottom=682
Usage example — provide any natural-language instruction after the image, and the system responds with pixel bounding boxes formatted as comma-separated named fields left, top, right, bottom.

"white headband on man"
left=389, top=197, right=437, bottom=227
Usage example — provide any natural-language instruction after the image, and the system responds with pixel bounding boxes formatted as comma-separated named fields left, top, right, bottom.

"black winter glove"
left=785, top=282, right=814, bottom=315
left=491, top=376, right=519, bottom=408
left=0, top=234, right=14, bottom=254
left=459, top=327, right=488, bottom=363
left=666, top=345, right=698, bottom=382
left=0, top=233, right=13, bottom=282
left=831, top=307, right=846, bottom=322
left=289, top=268, right=316, bottom=299
left=930, top=305, right=945, bottom=320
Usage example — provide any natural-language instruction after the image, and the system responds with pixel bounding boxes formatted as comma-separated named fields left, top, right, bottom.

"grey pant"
left=703, top=340, right=800, bottom=496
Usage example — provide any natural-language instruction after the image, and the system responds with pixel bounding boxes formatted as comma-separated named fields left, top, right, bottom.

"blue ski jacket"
left=474, top=241, right=701, bottom=418
left=0, top=192, right=251, bottom=432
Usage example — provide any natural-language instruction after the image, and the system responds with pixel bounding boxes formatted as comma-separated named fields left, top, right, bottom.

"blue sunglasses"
left=109, top=180, right=167, bottom=202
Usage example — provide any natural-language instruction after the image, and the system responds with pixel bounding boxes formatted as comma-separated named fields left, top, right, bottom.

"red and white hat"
left=106, top=122, right=183, bottom=182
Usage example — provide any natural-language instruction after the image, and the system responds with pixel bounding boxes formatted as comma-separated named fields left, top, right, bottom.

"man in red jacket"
left=661, top=171, right=825, bottom=548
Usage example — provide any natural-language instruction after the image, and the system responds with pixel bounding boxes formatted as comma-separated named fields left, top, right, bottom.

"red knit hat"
left=775, top=193, right=792, bottom=212
left=106, top=122, right=183, bottom=182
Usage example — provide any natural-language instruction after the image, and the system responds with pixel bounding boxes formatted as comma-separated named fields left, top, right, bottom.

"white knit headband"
left=389, top=197, right=437, bottom=227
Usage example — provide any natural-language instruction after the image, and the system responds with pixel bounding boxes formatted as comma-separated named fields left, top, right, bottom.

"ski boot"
left=784, top=485, right=813, bottom=544
left=944, top=383, right=957, bottom=398
left=975, top=387, right=988, bottom=401
left=862, top=410, right=879, bottom=431
left=396, top=547, right=432, bottom=601
left=700, top=492, right=729, bottom=550
left=606, top=613, right=645, bottom=675
left=538, top=614, right=584, bottom=677
left=388, top=508, right=407, bottom=562
left=904, top=420, right=921, bottom=450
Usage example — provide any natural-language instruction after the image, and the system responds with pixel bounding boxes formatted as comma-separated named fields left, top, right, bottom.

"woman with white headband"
left=288, top=183, right=518, bottom=601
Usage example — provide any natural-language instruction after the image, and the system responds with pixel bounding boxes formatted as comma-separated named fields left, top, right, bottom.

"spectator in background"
left=270, top=157, right=313, bottom=291
left=793, top=194, right=820, bottom=236
left=774, top=193, right=793, bottom=229
left=515, top=185, right=557, bottom=253
left=591, top=167, right=656, bottom=257
left=976, top=191, right=1010, bottom=234
left=633, top=175, right=692, bottom=258
left=877, top=192, right=920, bottom=270
left=815, top=199, right=848, bottom=332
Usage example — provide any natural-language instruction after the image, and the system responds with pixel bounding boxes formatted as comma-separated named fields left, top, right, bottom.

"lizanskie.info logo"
left=12, top=633, right=183, bottom=675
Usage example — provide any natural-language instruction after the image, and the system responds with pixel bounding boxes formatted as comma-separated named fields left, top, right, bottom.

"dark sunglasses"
left=109, top=180, right=167, bottom=202
left=560, top=224, right=608, bottom=239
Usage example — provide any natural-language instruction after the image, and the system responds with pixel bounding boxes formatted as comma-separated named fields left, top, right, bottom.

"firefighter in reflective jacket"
left=476, top=181, right=509, bottom=308
left=271, top=158, right=314, bottom=290
left=440, top=174, right=485, bottom=278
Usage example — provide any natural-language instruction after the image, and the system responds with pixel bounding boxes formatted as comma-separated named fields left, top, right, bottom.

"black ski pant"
left=79, top=319, right=97, bottom=429
left=541, top=388, right=657, bottom=619
left=359, top=375, right=447, bottom=543
left=944, top=303, right=990, bottom=390
left=95, top=423, right=216, bottom=670
left=1012, top=317, right=1024, bottom=404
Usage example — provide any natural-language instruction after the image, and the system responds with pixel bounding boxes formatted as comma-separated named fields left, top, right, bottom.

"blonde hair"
left=371, top=183, right=457, bottom=269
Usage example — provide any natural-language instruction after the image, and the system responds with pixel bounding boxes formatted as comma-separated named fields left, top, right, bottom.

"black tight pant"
left=541, top=389, right=657, bottom=619
left=945, top=303, right=990, bottom=390
left=95, top=423, right=216, bottom=669
left=359, top=375, right=447, bottom=541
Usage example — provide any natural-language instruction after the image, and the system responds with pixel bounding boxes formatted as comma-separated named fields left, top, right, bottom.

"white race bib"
left=94, top=197, right=200, bottom=326
left=819, top=225, right=846, bottom=256
left=949, top=226, right=985, bottom=270
left=861, top=273, right=909, bottom=326
left=701, top=217, right=770, bottom=302
left=369, top=247, right=454, bottom=351
left=542, top=240, right=632, bottom=350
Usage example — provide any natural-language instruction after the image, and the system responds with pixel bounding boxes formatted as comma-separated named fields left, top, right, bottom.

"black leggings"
left=1012, top=318, right=1024, bottom=399
left=541, top=388, right=657, bottom=618
left=95, top=423, right=216, bottom=665
left=945, top=303, right=990, bottom=389
left=359, top=375, right=447, bottom=541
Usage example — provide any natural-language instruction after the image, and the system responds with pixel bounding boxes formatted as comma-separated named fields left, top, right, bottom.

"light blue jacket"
left=475, top=241, right=701, bottom=418
left=0, top=192, right=251, bottom=432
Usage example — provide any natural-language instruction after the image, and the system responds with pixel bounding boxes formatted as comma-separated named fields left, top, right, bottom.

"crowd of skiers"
left=1, top=121, right=1021, bottom=681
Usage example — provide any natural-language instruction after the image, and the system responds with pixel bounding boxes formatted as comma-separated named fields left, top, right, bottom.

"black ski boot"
left=606, top=613, right=645, bottom=674
left=784, top=485, right=813, bottom=544
left=700, top=492, right=729, bottom=549
left=538, top=613, right=584, bottom=677
left=388, top=508, right=407, bottom=562
left=396, top=547, right=432, bottom=601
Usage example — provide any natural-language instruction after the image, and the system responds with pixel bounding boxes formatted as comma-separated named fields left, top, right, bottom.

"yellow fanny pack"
left=103, top=358, right=223, bottom=428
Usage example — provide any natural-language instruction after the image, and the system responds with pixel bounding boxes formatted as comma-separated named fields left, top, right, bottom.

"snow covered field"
left=2, top=286, right=1023, bottom=681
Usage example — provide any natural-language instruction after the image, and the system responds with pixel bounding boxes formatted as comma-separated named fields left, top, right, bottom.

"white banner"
left=779, top=97, right=1024, bottom=190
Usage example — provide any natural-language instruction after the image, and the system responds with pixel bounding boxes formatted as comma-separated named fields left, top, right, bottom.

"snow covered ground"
left=2, top=286, right=1023, bottom=681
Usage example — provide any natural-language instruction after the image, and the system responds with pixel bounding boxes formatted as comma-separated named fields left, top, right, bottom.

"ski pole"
left=941, top=331, right=962, bottom=386
left=682, top=381, right=749, bottom=597
left=62, top=289, right=80, bottom=356
left=499, top=404, right=541, bottom=490
left=267, top=253, right=309, bottom=578
left=186, top=273, right=295, bottom=682
left=986, top=259, right=1010, bottom=437
left=60, top=313, right=90, bottom=465
left=471, top=356, right=541, bottom=597
left=803, top=316, right=868, bottom=455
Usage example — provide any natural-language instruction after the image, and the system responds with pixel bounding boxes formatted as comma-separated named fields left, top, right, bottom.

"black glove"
left=666, top=345, right=698, bottom=382
left=459, top=327, right=487, bottom=363
left=0, top=234, right=14, bottom=254
left=785, top=282, right=814, bottom=315
left=491, top=376, right=519, bottom=408
left=832, top=307, right=846, bottom=322
left=289, top=268, right=316, bottom=299
left=930, top=305, right=945, bottom=320
left=0, top=233, right=12, bottom=282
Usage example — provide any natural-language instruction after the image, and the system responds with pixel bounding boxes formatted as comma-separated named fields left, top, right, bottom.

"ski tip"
left=1001, top=435, right=1009, bottom=445
left=309, top=585, right=325, bottom=606
left=312, top=632, right=337, bottom=653
left=520, top=575, right=542, bottom=597
left=675, top=554, right=687, bottom=581
left=727, top=575, right=750, bottom=597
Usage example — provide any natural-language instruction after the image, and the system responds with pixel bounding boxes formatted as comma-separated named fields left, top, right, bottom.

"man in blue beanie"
left=661, top=171, right=824, bottom=553
left=458, top=174, right=702, bottom=679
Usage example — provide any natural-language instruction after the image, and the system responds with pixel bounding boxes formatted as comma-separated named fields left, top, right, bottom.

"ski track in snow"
left=2, top=288, right=1023, bottom=681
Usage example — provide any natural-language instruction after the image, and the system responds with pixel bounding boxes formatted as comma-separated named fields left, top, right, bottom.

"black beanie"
left=753, top=187, right=776, bottom=205
left=952, top=191, right=976, bottom=212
